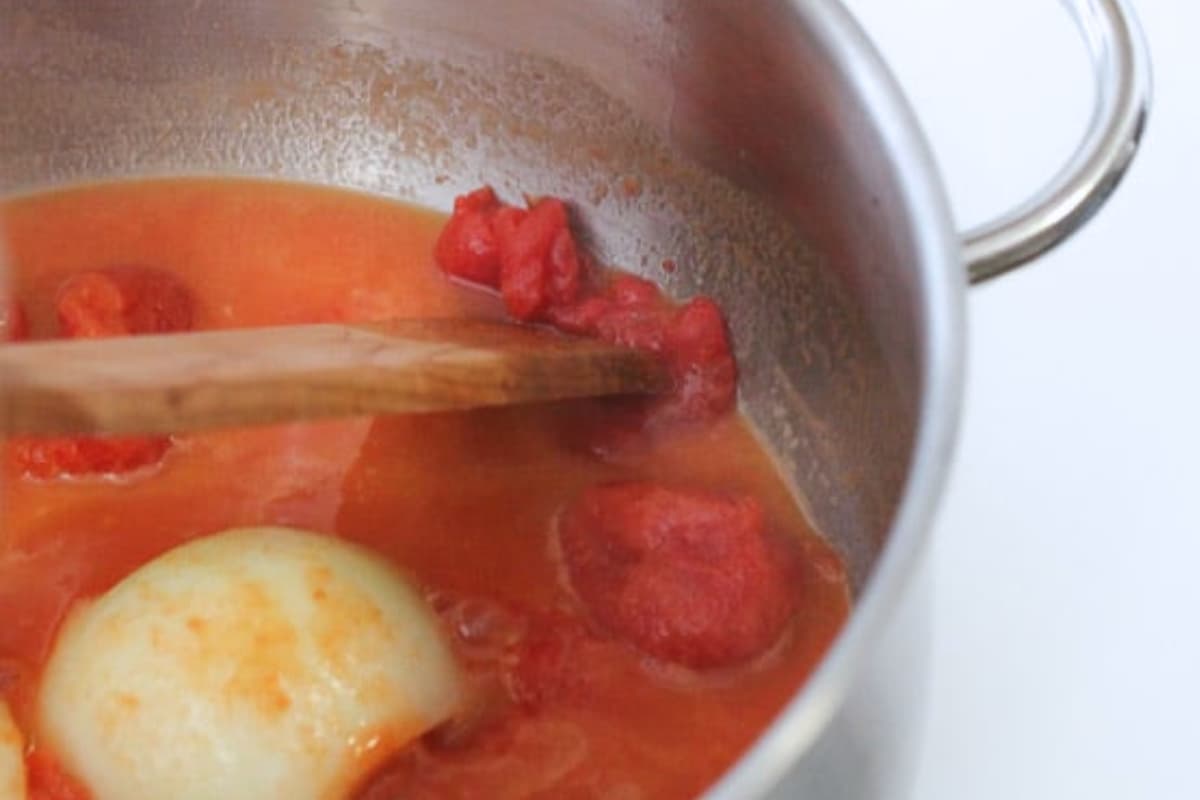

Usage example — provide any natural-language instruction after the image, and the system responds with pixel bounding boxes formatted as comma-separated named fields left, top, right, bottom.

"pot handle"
left=964, top=0, right=1151, bottom=284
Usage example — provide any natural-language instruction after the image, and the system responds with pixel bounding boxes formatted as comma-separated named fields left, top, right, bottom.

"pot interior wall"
left=0, top=0, right=928, bottom=592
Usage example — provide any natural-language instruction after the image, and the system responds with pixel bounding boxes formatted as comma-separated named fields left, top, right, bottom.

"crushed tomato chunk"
left=56, top=265, right=194, bottom=338
left=433, top=187, right=507, bottom=288
left=0, top=301, right=28, bottom=341
left=432, top=594, right=599, bottom=718
left=11, top=436, right=175, bottom=481
left=434, top=187, right=737, bottom=432
left=9, top=266, right=194, bottom=480
left=435, top=187, right=583, bottom=321
left=558, top=482, right=795, bottom=670
left=505, top=611, right=595, bottom=710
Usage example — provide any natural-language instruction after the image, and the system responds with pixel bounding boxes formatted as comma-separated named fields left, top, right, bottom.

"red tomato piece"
left=26, top=749, right=91, bottom=800
left=544, top=295, right=611, bottom=336
left=559, top=482, right=794, bottom=670
left=490, top=206, right=529, bottom=249
left=10, top=265, right=193, bottom=479
left=506, top=612, right=593, bottom=709
left=432, top=592, right=597, bottom=713
left=439, top=187, right=738, bottom=429
left=550, top=283, right=737, bottom=429
left=1, top=301, right=28, bottom=341
left=658, top=298, right=738, bottom=424
left=547, top=225, right=583, bottom=306
left=608, top=274, right=662, bottom=308
left=498, top=199, right=581, bottom=321
left=11, top=435, right=173, bottom=481
left=433, top=186, right=506, bottom=288
left=591, top=304, right=670, bottom=354
left=56, top=265, right=193, bottom=338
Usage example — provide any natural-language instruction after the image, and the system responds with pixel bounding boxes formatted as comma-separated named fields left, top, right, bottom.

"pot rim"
left=704, top=2, right=966, bottom=797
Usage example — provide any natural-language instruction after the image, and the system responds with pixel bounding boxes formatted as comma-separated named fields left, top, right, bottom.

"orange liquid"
left=0, top=179, right=849, bottom=798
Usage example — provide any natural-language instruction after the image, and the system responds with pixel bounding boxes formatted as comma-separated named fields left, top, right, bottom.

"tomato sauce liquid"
left=0, top=179, right=850, bottom=799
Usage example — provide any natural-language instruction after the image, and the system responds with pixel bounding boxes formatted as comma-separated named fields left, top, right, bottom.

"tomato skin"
left=558, top=482, right=794, bottom=670
left=10, top=265, right=194, bottom=480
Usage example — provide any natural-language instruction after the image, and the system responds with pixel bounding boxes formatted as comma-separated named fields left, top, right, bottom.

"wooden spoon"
left=0, top=319, right=669, bottom=437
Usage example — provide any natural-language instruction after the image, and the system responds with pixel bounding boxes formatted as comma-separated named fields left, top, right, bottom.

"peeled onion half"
left=37, top=526, right=462, bottom=800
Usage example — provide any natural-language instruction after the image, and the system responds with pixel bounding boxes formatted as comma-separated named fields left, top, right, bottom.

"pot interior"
left=0, top=0, right=927, bottom=607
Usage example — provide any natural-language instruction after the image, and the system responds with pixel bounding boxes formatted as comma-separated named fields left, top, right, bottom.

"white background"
left=839, top=1, right=1199, bottom=798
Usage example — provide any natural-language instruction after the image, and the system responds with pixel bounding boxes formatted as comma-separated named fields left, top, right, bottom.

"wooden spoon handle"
left=0, top=320, right=669, bottom=436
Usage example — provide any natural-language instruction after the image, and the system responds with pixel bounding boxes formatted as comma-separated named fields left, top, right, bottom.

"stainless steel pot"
left=0, top=1, right=1150, bottom=797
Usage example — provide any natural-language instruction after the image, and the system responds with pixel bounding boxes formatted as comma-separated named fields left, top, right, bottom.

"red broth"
left=0, top=179, right=850, bottom=799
